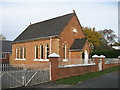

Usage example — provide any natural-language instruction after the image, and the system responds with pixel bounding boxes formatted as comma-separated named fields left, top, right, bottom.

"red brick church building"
left=11, top=10, right=91, bottom=64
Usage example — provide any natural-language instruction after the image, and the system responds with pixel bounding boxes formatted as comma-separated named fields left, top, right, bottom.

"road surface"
left=6, top=71, right=119, bottom=89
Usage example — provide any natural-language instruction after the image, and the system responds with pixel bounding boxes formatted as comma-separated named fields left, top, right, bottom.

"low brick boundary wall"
left=58, top=65, right=98, bottom=79
left=49, top=55, right=120, bottom=81
left=103, top=63, right=120, bottom=70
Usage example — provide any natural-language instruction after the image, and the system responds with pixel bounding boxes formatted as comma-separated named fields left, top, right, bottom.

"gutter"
left=13, top=35, right=58, bottom=43
left=69, top=49, right=82, bottom=52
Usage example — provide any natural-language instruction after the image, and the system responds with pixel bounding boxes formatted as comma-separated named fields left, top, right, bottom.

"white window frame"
left=23, top=47, right=26, bottom=59
left=40, top=45, right=43, bottom=59
left=34, top=45, right=49, bottom=62
left=16, top=47, right=20, bottom=59
left=34, top=45, right=39, bottom=59
left=16, top=48, right=18, bottom=59
left=20, top=47, right=23, bottom=59
left=45, top=44, right=49, bottom=59
left=63, top=44, right=67, bottom=60
left=64, top=44, right=67, bottom=59
left=15, top=47, right=26, bottom=61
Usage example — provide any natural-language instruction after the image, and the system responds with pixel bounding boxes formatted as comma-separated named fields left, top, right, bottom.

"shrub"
left=91, top=50, right=120, bottom=58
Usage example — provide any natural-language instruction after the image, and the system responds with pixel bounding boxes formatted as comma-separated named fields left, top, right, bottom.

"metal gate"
left=0, top=63, right=51, bottom=89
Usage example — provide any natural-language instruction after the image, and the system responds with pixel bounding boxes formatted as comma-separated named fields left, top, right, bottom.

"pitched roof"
left=14, top=13, right=75, bottom=42
left=0, top=40, right=12, bottom=53
left=69, top=38, right=87, bottom=51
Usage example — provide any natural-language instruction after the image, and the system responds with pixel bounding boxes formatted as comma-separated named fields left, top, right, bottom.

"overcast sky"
left=0, top=0, right=119, bottom=41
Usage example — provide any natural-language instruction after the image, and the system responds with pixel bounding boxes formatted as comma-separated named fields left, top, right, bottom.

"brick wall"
left=11, top=15, right=91, bottom=65
left=58, top=65, right=98, bottom=79
left=11, top=38, right=59, bottom=65
left=58, top=62, right=120, bottom=80
left=0, top=53, right=10, bottom=64
left=49, top=55, right=120, bottom=81
left=69, top=51, right=82, bottom=59
left=103, top=63, right=120, bottom=70
left=59, top=15, right=90, bottom=59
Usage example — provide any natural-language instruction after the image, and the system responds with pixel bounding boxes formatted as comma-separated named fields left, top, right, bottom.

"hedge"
left=91, top=50, right=120, bottom=58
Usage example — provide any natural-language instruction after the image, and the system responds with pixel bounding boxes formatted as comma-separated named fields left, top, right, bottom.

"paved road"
left=70, top=71, right=119, bottom=88
left=6, top=71, right=119, bottom=89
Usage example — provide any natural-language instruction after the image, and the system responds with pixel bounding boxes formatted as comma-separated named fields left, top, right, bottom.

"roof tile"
left=14, top=13, right=74, bottom=42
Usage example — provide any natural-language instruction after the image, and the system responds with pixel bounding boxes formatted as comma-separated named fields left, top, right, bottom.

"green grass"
left=56, top=66, right=120, bottom=85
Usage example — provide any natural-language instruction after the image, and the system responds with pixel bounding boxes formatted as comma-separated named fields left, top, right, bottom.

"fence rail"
left=58, top=58, right=94, bottom=66
left=105, top=58, right=120, bottom=64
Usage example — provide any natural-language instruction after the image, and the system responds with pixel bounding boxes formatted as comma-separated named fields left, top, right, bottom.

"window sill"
left=39, top=59, right=44, bottom=61
left=33, top=59, right=39, bottom=61
left=33, top=59, right=49, bottom=61
left=63, top=59, right=68, bottom=62
left=44, top=59, right=49, bottom=61
left=15, top=58, right=26, bottom=60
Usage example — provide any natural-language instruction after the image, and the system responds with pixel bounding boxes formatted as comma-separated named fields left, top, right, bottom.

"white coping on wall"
left=99, top=55, right=106, bottom=58
left=48, top=53, right=60, bottom=58
left=59, top=63, right=96, bottom=68
left=92, top=55, right=99, bottom=58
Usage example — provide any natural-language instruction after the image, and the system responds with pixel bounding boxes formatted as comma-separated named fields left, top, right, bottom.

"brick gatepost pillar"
left=99, top=55, right=106, bottom=70
left=92, top=55, right=99, bottom=71
left=49, top=53, right=60, bottom=81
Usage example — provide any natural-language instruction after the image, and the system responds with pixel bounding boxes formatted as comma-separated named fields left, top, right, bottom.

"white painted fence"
left=105, top=58, right=120, bottom=64
left=58, top=58, right=94, bottom=66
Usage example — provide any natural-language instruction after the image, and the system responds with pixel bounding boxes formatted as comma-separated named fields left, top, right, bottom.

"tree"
left=98, top=29, right=117, bottom=45
left=0, top=34, right=6, bottom=40
left=82, top=27, right=102, bottom=48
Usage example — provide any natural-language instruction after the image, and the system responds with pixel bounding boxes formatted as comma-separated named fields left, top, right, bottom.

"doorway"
left=82, top=50, right=88, bottom=64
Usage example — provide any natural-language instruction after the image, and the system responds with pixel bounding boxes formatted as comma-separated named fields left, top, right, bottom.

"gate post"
left=92, top=55, right=99, bottom=71
left=99, top=55, right=105, bottom=70
left=49, top=53, right=60, bottom=81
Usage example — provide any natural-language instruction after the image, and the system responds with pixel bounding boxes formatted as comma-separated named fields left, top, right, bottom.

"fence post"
left=49, top=53, right=60, bottom=81
left=99, top=55, right=106, bottom=70
left=92, top=55, right=99, bottom=71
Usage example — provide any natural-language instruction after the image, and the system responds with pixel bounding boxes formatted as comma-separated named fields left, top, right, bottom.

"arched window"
left=46, top=44, right=49, bottom=59
left=16, top=47, right=26, bottom=59
left=23, top=47, right=26, bottom=59
left=16, top=48, right=19, bottom=59
left=63, top=44, right=67, bottom=59
left=40, top=45, right=43, bottom=59
left=35, top=45, right=38, bottom=59
left=20, top=47, right=23, bottom=59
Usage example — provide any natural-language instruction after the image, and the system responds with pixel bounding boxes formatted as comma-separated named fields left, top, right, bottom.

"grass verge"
left=56, top=66, right=120, bottom=85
